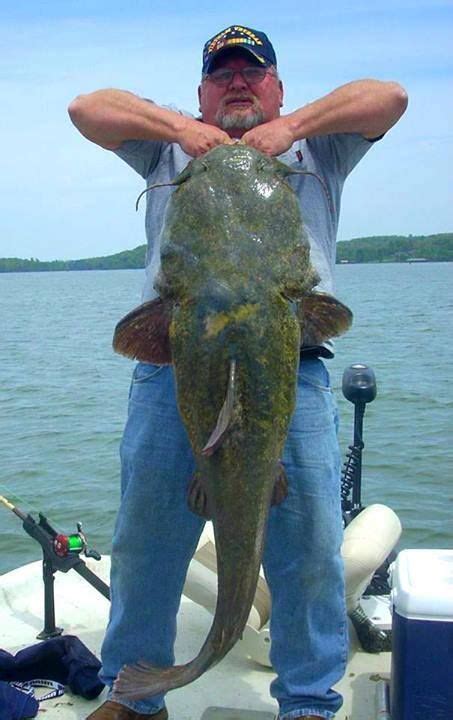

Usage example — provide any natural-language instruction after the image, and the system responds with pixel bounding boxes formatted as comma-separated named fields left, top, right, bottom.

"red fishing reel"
left=53, top=533, right=85, bottom=558
left=53, top=522, right=92, bottom=558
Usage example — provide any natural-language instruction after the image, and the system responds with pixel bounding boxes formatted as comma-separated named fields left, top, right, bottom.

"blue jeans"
left=100, top=358, right=347, bottom=719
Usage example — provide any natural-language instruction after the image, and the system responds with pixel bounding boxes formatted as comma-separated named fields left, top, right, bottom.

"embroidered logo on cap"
left=207, top=26, right=264, bottom=55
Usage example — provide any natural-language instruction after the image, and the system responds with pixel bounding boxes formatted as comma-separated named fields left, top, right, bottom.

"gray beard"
left=215, top=107, right=265, bottom=131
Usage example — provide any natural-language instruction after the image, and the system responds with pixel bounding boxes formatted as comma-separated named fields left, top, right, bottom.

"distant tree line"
left=0, top=246, right=147, bottom=273
left=336, top=233, right=453, bottom=263
left=1, top=234, right=452, bottom=273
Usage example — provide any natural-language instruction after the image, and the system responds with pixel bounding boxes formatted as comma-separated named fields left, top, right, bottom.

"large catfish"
left=112, top=143, right=352, bottom=699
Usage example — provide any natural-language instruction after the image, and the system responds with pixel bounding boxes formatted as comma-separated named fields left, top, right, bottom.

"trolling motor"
left=339, top=365, right=397, bottom=653
left=341, top=363, right=377, bottom=524
left=0, top=495, right=110, bottom=639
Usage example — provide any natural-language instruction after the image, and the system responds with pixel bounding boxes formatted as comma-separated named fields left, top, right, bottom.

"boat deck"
left=0, top=557, right=391, bottom=719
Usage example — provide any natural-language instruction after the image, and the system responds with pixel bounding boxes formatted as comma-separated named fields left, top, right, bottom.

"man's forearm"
left=284, top=79, right=408, bottom=141
left=68, top=89, right=191, bottom=150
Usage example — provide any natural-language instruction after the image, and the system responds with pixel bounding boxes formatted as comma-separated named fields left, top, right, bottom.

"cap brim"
left=204, top=46, right=268, bottom=74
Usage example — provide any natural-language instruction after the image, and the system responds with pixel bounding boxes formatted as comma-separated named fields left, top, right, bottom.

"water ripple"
left=0, top=265, right=452, bottom=574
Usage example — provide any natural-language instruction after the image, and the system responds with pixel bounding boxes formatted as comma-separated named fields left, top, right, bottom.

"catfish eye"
left=256, top=159, right=269, bottom=172
left=190, top=159, right=209, bottom=176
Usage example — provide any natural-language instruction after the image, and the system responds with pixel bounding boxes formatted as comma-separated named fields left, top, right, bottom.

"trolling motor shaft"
left=340, top=366, right=394, bottom=653
left=341, top=364, right=377, bottom=523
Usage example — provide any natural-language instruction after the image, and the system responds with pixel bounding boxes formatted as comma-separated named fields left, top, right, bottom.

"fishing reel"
left=0, top=497, right=110, bottom=638
left=53, top=521, right=101, bottom=560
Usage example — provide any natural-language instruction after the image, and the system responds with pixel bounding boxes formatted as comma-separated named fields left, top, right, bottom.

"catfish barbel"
left=112, top=143, right=352, bottom=699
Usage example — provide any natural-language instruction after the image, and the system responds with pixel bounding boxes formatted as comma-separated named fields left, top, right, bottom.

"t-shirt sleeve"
left=113, top=138, right=163, bottom=179
left=111, top=103, right=194, bottom=179
left=309, top=132, right=379, bottom=180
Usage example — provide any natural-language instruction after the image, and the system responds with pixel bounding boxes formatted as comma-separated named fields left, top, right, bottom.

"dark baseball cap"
left=202, top=25, right=277, bottom=75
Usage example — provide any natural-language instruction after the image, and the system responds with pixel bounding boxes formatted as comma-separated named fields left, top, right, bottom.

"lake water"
left=0, top=263, right=452, bottom=575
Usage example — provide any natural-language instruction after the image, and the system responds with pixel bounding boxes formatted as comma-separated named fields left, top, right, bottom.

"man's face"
left=198, top=51, right=284, bottom=137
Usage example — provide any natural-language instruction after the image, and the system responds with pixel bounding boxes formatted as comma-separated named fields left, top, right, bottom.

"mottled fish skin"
left=112, top=144, right=352, bottom=699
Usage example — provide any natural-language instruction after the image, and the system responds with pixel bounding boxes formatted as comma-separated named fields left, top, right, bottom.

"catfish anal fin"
left=201, top=359, right=236, bottom=456
left=113, top=298, right=173, bottom=364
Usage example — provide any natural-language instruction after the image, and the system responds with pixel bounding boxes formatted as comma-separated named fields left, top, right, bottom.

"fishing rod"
left=0, top=494, right=110, bottom=639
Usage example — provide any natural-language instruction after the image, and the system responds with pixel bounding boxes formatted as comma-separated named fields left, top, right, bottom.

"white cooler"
left=389, top=548, right=453, bottom=720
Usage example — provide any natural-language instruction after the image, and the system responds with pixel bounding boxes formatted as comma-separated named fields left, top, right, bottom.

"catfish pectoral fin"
left=113, top=298, right=173, bottom=364
left=271, top=461, right=288, bottom=506
left=299, top=292, right=353, bottom=346
left=201, top=359, right=236, bottom=456
left=188, top=473, right=212, bottom=519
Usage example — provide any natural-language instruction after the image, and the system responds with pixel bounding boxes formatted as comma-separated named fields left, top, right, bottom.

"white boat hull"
left=0, top=554, right=391, bottom=720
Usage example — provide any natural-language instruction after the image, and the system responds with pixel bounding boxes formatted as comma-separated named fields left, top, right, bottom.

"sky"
left=0, top=0, right=452, bottom=261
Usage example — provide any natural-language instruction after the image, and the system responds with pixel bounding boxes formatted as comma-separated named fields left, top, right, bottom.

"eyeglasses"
left=204, top=66, right=271, bottom=87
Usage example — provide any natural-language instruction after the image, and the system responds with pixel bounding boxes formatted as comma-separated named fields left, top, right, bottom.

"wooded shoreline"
left=1, top=233, right=452, bottom=272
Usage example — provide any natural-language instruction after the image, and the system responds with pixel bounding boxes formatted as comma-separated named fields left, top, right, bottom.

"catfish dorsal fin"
left=201, top=359, right=236, bottom=456
left=113, top=298, right=173, bottom=364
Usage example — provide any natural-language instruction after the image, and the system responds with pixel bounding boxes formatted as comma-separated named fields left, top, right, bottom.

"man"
left=69, top=25, right=407, bottom=720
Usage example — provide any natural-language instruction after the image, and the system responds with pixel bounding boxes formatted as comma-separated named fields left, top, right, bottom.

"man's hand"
left=242, top=117, right=296, bottom=156
left=177, top=118, right=233, bottom=157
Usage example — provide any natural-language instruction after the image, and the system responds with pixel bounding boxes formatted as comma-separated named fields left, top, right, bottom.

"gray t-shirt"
left=114, top=108, right=374, bottom=341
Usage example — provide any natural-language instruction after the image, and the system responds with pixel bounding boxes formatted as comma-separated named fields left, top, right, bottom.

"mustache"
left=220, top=93, right=258, bottom=107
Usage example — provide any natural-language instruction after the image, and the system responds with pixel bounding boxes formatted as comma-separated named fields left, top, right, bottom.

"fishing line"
left=0, top=482, right=39, bottom=518
left=0, top=483, right=64, bottom=536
